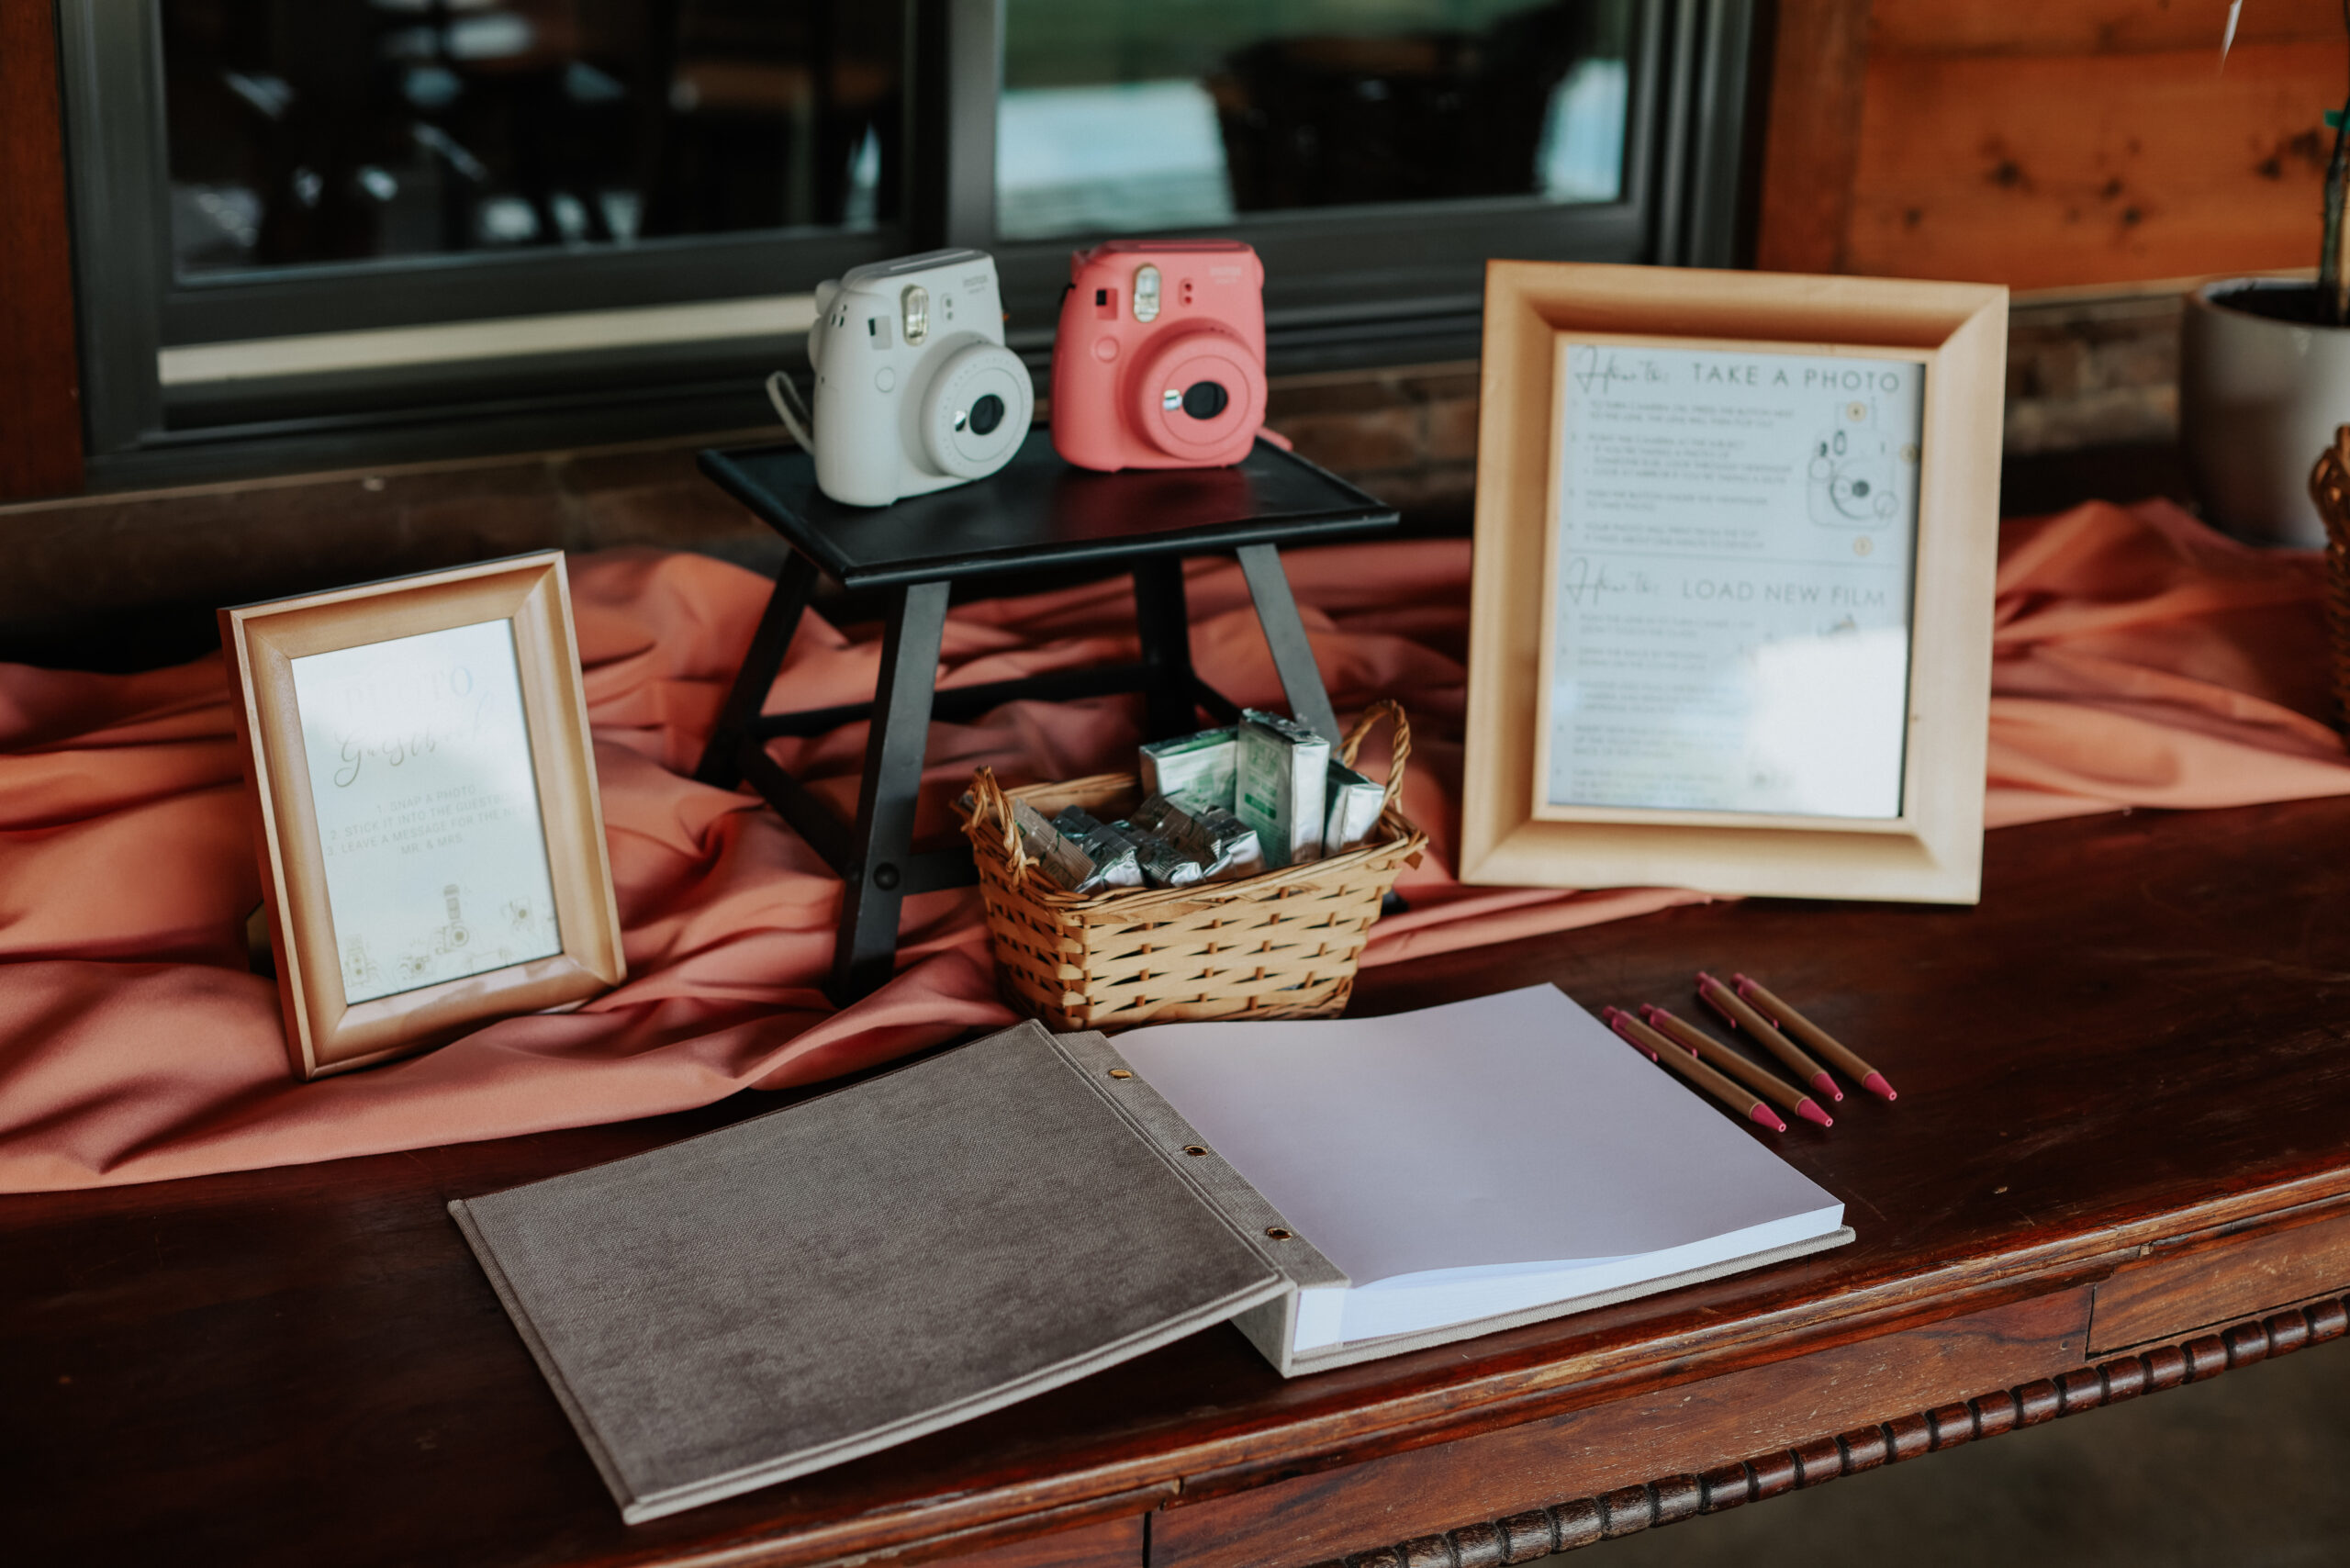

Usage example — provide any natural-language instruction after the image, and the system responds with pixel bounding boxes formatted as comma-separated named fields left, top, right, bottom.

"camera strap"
left=765, top=371, right=816, bottom=453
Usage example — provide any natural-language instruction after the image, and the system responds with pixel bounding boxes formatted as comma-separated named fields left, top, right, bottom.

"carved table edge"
left=1175, top=1178, right=2350, bottom=1511
left=1298, top=1293, right=2350, bottom=1568
left=646, top=1486, right=1177, bottom=1568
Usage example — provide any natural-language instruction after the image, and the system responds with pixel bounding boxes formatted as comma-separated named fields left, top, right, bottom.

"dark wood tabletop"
left=8, top=792, right=2350, bottom=1568
left=698, top=434, right=1395, bottom=589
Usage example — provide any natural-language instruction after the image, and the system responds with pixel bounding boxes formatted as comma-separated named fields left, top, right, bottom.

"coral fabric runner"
left=1, top=499, right=2341, bottom=1193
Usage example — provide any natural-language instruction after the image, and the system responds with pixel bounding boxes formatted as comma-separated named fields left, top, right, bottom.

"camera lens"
left=1181, top=381, right=1230, bottom=420
left=968, top=394, right=1005, bottom=436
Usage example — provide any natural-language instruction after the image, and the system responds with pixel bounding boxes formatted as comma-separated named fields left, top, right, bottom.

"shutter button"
left=876, top=367, right=897, bottom=392
left=1093, top=338, right=1119, bottom=362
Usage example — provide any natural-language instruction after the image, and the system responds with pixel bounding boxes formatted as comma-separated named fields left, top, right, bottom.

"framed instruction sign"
left=222, top=552, right=624, bottom=1079
left=1461, top=263, right=2007, bottom=904
left=1538, top=337, right=1925, bottom=823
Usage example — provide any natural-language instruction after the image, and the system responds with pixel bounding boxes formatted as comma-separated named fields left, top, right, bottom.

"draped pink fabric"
left=1, top=498, right=2341, bottom=1192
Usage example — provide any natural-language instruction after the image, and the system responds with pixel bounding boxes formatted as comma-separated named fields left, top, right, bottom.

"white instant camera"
left=767, top=249, right=1033, bottom=508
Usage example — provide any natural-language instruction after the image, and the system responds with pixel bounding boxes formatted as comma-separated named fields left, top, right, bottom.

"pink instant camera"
left=1050, top=240, right=1268, bottom=472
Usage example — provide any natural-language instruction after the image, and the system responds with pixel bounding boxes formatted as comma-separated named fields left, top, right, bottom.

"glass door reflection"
left=999, top=0, right=1634, bottom=241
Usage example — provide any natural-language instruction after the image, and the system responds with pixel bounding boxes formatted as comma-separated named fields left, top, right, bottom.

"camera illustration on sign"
left=1807, top=398, right=1913, bottom=530
left=769, top=249, right=1034, bottom=508
left=1051, top=240, right=1269, bottom=472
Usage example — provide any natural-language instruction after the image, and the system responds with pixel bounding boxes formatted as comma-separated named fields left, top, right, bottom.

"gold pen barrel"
left=1644, top=1008, right=1808, bottom=1114
left=1698, top=973, right=1833, bottom=1092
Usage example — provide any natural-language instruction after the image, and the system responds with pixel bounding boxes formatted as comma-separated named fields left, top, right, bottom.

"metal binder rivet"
left=1265, top=1226, right=1292, bottom=1240
left=1183, top=1145, right=1208, bottom=1157
left=1107, top=1069, right=1133, bottom=1080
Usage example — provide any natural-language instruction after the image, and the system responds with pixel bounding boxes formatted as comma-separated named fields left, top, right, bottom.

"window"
left=60, top=0, right=1759, bottom=487
left=162, top=0, right=904, bottom=273
left=995, top=0, right=1635, bottom=241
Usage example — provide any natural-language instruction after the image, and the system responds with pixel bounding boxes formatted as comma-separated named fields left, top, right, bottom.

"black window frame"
left=60, top=0, right=1762, bottom=490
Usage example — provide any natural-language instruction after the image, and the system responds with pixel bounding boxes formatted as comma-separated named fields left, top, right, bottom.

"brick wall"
left=1265, top=365, right=1481, bottom=528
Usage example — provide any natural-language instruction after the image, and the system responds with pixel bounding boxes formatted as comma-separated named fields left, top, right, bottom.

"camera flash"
left=901, top=286, right=930, bottom=345
left=1133, top=265, right=1161, bottom=323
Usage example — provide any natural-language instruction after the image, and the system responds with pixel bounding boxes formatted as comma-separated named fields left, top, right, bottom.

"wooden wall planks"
left=0, top=0, right=84, bottom=501
left=1762, top=0, right=2350, bottom=288
left=1869, top=0, right=2346, bottom=57
left=1847, top=40, right=2343, bottom=286
left=1752, top=0, right=1875, bottom=274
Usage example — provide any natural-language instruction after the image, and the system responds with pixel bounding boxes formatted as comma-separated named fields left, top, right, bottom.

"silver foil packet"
left=1126, top=794, right=1264, bottom=883
left=1047, top=806, right=1145, bottom=893
left=1135, top=838, right=1206, bottom=888
left=1321, top=759, right=1385, bottom=856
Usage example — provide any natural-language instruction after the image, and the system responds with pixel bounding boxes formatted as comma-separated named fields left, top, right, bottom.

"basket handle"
left=967, top=767, right=1040, bottom=888
left=1337, top=700, right=1412, bottom=812
left=2314, top=424, right=2350, bottom=553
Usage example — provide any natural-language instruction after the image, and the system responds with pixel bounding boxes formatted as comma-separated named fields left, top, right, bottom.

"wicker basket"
left=957, top=701, right=1427, bottom=1033
left=2311, top=425, right=2350, bottom=734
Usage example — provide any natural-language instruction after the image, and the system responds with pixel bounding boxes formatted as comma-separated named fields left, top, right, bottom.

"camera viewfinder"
left=901, top=285, right=930, bottom=345
left=1133, top=265, right=1161, bottom=323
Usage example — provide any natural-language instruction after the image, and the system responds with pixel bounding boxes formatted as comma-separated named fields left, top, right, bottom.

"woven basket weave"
left=957, top=701, right=1427, bottom=1033
left=2311, top=425, right=2350, bottom=734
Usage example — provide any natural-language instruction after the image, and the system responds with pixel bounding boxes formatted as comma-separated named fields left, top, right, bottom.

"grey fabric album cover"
left=455, top=993, right=1855, bottom=1523
left=451, top=1020, right=1284, bottom=1522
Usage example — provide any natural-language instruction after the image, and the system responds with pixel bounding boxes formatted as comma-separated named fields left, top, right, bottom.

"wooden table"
left=8, top=793, right=2350, bottom=1568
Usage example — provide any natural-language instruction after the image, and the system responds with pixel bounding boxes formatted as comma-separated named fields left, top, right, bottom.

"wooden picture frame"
left=1460, top=263, right=2008, bottom=904
left=221, top=552, right=625, bottom=1080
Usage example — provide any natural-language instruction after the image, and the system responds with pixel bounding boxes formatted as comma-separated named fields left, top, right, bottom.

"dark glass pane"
left=161, top=0, right=902, bottom=277
left=999, top=0, right=1632, bottom=242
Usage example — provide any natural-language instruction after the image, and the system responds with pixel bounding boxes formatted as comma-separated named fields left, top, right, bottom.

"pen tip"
left=1750, top=1105, right=1789, bottom=1133
left=1864, top=1071, right=1898, bottom=1102
left=1796, top=1099, right=1833, bottom=1128
left=1812, top=1071, right=1844, bottom=1103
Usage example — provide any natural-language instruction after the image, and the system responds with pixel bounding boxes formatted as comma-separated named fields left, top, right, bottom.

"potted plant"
left=2180, top=5, right=2350, bottom=547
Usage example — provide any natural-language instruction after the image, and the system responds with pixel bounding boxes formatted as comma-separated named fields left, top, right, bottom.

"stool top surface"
left=699, top=431, right=1398, bottom=588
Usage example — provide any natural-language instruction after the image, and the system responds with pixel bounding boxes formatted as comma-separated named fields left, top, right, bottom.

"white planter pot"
left=2179, top=279, right=2350, bottom=548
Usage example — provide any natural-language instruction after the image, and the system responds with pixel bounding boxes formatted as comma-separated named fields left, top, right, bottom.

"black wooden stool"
left=694, top=431, right=1397, bottom=1002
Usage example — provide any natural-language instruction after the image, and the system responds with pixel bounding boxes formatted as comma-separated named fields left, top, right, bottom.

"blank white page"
left=1113, top=985, right=1841, bottom=1288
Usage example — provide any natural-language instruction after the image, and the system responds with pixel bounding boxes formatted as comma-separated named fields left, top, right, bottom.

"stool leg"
left=694, top=553, right=821, bottom=789
left=830, top=579, right=950, bottom=1003
left=1236, top=543, right=1342, bottom=744
left=1133, top=557, right=1200, bottom=739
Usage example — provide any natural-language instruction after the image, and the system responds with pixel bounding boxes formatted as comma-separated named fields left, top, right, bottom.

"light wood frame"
left=1460, top=263, right=2008, bottom=904
left=221, top=553, right=625, bottom=1079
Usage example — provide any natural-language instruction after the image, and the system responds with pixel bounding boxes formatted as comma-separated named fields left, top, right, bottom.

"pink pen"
left=1605, top=1006, right=1787, bottom=1133
left=1696, top=972, right=1843, bottom=1103
left=1732, top=973, right=1898, bottom=1102
left=1639, top=1004, right=1832, bottom=1129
